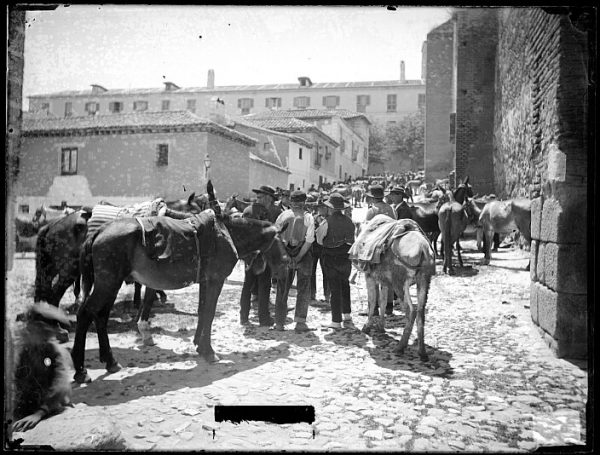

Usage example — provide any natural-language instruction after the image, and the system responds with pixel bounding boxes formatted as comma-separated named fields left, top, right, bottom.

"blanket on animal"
left=86, top=198, right=166, bottom=239
left=135, top=211, right=234, bottom=266
left=349, top=215, right=427, bottom=271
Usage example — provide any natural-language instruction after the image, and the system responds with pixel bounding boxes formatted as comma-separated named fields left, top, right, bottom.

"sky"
left=22, top=5, right=452, bottom=108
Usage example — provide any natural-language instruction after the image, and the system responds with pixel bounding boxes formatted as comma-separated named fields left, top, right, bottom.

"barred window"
left=157, top=144, right=169, bottom=166
left=162, top=100, right=170, bottom=111
left=238, top=98, right=254, bottom=114
left=322, top=95, right=340, bottom=109
left=356, top=95, right=370, bottom=113
left=64, top=102, right=73, bottom=117
left=85, top=102, right=100, bottom=115
left=265, top=97, right=282, bottom=109
left=61, top=147, right=78, bottom=175
left=187, top=99, right=197, bottom=113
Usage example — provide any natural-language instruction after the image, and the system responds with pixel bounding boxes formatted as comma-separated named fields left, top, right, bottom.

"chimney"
left=400, top=61, right=406, bottom=83
left=207, top=69, right=215, bottom=89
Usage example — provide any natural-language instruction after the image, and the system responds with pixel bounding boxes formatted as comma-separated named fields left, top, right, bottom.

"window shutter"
left=336, top=96, right=340, bottom=106
left=306, top=97, right=310, bottom=107
left=277, top=98, right=281, bottom=107
left=238, top=99, right=242, bottom=108
left=265, top=98, right=269, bottom=107
left=366, top=95, right=370, bottom=105
left=250, top=99, right=254, bottom=108
left=322, top=96, right=327, bottom=106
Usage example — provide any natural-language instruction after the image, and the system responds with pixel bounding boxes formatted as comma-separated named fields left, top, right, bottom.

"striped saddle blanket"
left=86, top=199, right=166, bottom=239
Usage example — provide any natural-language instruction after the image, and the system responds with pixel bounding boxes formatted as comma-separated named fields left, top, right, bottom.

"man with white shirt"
left=273, top=190, right=315, bottom=333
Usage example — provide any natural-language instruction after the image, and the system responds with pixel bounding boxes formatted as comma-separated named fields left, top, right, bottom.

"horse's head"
left=463, top=198, right=480, bottom=224
left=247, top=222, right=290, bottom=279
left=454, top=176, right=474, bottom=204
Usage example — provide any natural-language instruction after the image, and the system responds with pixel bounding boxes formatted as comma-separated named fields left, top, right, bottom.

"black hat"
left=325, top=193, right=350, bottom=210
left=252, top=185, right=278, bottom=200
left=388, top=185, right=407, bottom=195
left=290, top=190, right=307, bottom=205
left=365, top=185, right=385, bottom=199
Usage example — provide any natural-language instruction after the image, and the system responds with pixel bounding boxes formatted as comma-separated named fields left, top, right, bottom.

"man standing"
left=365, top=184, right=396, bottom=221
left=310, top=197, right=331, bottom=304
left=386, top=185, right=412, bottom=219
left=239, top=185, right=282, bottom=327
left=316, top=193, right=356, bottom=330
left=273, top=190, right=315, bottom=333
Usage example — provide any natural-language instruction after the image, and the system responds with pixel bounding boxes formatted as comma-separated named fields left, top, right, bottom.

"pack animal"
left=73, top=185, right=290, bottom=383
left=349, top=216, right=436, bottom=360
left=479, top=199, right=532, bottom=270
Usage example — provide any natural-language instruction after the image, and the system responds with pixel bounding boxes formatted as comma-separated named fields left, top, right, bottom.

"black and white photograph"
left=5, top=4, right=593, bottom=452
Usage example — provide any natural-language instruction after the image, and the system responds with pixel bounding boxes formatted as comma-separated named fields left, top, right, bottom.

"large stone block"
left=535, top=284, right=587, bottom=359
left=530, top=240, right=539, bottom=282
left=529, top=281, right=541, bottom=324
left=541, top=242, right=587, bottom=294
left=540, top=197, right=586, bottom=244
left=530, top=197, right=543, bottom=240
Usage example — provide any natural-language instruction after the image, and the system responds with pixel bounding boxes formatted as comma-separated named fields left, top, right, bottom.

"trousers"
left=240, top=265, right=272, bottom=324
left=321, top=253, right=352, bottom=323
left=275, top=249, right=313, bottom=325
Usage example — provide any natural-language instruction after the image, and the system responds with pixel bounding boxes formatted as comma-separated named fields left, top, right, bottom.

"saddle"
left=349, top=215, right=422, bottom=270
left=135, top=211, right=221, bottom=263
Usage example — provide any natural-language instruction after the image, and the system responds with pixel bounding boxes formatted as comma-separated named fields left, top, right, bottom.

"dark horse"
left=72, top=211, right=289, bottom=383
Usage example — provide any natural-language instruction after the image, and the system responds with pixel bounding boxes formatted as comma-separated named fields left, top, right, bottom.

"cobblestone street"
left=7, top=216, right=588, bottom=452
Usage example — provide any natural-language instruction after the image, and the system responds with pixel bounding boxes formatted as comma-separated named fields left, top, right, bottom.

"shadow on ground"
left=71, top=343, right=291, bottom=406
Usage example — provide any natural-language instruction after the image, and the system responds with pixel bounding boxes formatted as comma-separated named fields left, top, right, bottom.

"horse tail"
left=33, top=224, right=52, bottom=303
left=443, top=205, right=452, bottom=270
left=80, top=232, right=99, bottom=300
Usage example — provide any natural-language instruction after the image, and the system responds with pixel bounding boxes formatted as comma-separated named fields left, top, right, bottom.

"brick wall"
left=455, top=9, right=497, bottom=193
left=425, top=20, right=456, bottom=182
left=494, top=8, right=589, bottom=358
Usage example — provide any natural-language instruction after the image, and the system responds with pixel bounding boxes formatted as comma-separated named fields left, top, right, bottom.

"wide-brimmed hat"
left=325, top=193, right=350, bottom=210
left=388, top=185, right=407, bottom=195
left=365, top=185, right=385, bottom=199
left=252, top=185, right=278, bottom=200
left=290, top=190, right=307, bottom=205
left=316, top=195, right=329, bottom=207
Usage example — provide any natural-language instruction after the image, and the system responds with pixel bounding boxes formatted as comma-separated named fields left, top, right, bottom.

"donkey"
left=73, top=204, right=289, bottom=383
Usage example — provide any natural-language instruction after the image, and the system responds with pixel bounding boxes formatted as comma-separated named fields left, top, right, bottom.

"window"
left=322, top=95, right=340, bottom=109
left=264, top=142, right=270, bottom=151
left=19, top=204, right=29, bottom=214
left=134, top=101, right=148, bottom=111
left=64, top=102, right=72, bottom=117
left=61, top=147, right=77, bottom=175
left=387, top=94, right=397, bottom=112
left=356, top=95, right=370, bottom=113
left=293, top=96, right=311, bottom=109
left=187, top=99, right=196, bottom=113
left=351, top=141, right=358, bottom=161
left=156, top=144, right=169, bottom=166
left=418, top=93, right=426, bottom=110
left=85, top=102, right=99, bottom=115
left=449, top=112, right=456, bottom=144
left=40, top=103, right=50, bottom=112
left=238, top=98, right=254, bottom=115
left=162, top=100, right=170, bottom=111
left=299, top=147, right=303, bottom=160
left=339, top=165, right=342, bottom=179
left=340, top=138, right=346, bottom=153
left=265, top=97, right=282, bottom=109
left=314, top=143, right=322, bottom=167
left=325, top=145, right=331, bottom=159
left=109, top=101, right=123, bottom=113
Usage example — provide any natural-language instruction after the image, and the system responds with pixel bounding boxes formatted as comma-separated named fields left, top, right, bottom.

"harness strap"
left=194, top=230, right=201, bottom=283
left=135, top=217, right=147, bottom=247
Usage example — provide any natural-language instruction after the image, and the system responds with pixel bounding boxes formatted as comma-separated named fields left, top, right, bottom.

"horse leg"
left=395, top=280, right=416, bottom=355
left=71, top=303, right=96, bottom=384
left=456, top=240, right=464, bottom=268
left=361, top=276, right=378, bottom=334
left=195, top=275, right=226, bottom=363
left=95, top=300, right=121, bottom=374
left=482, top=228, right=493, bottom=265
left=48, top=276, right=75, bottom=342
left=415, top=273, right=431, bottom=361
left=133, top=282, right=142, bottom=308
left=376, top=284, right=388, bottom=332
left=136, top=288, right=157, bottom=346
left=158, top=290, right=167, bottom=304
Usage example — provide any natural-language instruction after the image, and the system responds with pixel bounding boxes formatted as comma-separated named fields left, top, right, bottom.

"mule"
left=479, top=199, right=532, bottom=269
left=224, top=194, right=252, bottom=216
left=32, top=205, right=75, bottom=226
left=350, top=216, right=436, bottom=360
left=15, top=216, right=45, bottom=253
left=72, top=211, right=289, bottom=383
left=351, top=185, right=365, bottom=207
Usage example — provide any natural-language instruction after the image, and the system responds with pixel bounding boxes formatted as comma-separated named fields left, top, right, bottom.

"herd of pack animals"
left=10, top=176, right=532, bottom=433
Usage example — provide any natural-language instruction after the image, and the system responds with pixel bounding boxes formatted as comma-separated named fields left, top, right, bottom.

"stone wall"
left=494, top=8, right=589, bottom=358
left=454, top=9, right=497, bottom=194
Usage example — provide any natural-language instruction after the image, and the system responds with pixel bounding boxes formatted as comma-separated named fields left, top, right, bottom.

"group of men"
left=238, top=182, right=414, bottom=332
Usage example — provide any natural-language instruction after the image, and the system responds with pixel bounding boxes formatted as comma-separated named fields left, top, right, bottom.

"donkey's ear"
left=464, top=176, right=470, bottom=185
left=187, top=192, right=196, bottom=205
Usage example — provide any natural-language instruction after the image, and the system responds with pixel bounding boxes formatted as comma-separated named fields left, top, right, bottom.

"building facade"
left=15, top=111, right=296, bottom=211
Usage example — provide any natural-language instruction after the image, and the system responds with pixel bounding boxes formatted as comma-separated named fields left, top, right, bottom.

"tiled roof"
left=22, top=111, right=257, bottom=145
left=232, top=118, right=313, bottom=148
left=29, top=79, right=424, bottom=99
left=245, top=117, right=339, bottom=147
left=246, top=108, right=371, bottom=124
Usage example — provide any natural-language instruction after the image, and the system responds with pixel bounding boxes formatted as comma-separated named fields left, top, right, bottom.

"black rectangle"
left=214, top=405, right=315, bottom=424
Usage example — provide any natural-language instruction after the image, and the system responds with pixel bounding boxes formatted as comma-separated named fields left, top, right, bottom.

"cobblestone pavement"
left=7, top=212, right=588, bottom=452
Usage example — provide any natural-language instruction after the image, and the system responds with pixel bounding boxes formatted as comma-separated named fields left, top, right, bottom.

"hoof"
left=197, top=348, right=220, bottom=363
left=106, top=361, right=122, bottom=374
left=74, top=369, right=92, bottom=384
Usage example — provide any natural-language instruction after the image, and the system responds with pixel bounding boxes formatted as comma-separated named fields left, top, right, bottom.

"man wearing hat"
left=387, top=185, right=413, bottom=217
left=365, top=184, right=396, bottom=222
left=273, top=190, right=315, bottom=333
left=310, top=196, right=331, bottom=304
left=238, top=185, right=282, bottom=327
left=315, top=193, right=356, bottom=330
